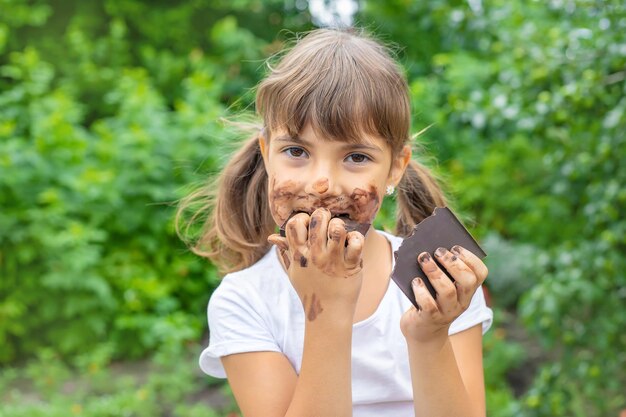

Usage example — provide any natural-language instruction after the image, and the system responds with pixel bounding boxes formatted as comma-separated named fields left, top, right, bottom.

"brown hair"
left=177, top=28, right=447, bottom=275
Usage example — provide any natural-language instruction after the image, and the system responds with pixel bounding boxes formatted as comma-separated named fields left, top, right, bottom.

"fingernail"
left=451, top=245, right=462, bottom=255
left=418, top=253, right=431, bottom=264
left=412, top=277, right=423, bottom=288
left=435, top=247, right=447, bottom=257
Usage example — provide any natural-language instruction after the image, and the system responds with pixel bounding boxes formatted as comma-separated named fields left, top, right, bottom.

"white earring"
left=386, top=185, right=395, bottom=195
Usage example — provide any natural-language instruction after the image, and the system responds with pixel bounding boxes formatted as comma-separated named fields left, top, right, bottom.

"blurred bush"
left=0, top=0, right=312, bottom=364
left=1, top=0, right=624, bottom=416
left=0, top=344, right=235, bottom=417
left=361, top=1, right=626, bottom=415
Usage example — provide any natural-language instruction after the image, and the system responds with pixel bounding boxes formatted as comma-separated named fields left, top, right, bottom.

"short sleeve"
left=199, top=276, right=281, bottom=378
left=448, top=285, right=493, bottom=335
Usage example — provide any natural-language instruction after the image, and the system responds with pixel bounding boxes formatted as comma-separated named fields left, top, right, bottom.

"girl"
left=180, top=28, right=492, bottom=417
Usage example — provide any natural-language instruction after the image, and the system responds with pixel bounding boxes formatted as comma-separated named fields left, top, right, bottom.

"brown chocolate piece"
left=390, top=207, right=487, bottom=309
left=279, top=212, right=370, bottom=238
left=340, top=218, right=371, bottom=236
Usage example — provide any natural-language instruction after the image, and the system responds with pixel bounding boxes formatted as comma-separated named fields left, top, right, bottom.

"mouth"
left=278, top=210, right=370, bottom=237
left=293, top=209, right=351, bottom=219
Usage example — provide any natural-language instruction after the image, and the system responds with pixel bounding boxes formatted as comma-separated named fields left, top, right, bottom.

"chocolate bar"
left=390, top=207, right=487, bottom=309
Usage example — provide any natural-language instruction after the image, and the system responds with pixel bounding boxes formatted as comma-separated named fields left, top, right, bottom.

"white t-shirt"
left=200, top=231, right=493, bottom=417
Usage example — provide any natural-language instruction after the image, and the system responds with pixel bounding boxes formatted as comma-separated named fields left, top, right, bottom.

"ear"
left=388, top=144, right=412, bottom=187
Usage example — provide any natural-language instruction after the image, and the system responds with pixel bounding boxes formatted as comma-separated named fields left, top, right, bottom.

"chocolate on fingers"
left=279, top=211, right=370, bottom=240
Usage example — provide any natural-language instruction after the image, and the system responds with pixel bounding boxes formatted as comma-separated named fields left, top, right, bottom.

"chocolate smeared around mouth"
left=268, top=179, right=380, bottom=229
left=279, top=211, right=370, bottom=237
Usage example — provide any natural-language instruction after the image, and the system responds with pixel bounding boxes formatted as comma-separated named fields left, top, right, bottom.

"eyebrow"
left=345, top=143, right=383, bottom=153
left=273, top=134, right=383, bottom=153
left=274, top=134, right=308, bottom=145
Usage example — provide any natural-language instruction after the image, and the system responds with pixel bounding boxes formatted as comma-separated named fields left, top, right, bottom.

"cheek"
left=268, top=176, right=301, bottom=225
left=348, top=184, right=381, bottom=223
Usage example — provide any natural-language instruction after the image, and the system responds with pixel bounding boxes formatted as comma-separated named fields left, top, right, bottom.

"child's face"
left=259, top=124, right=410, bottom=229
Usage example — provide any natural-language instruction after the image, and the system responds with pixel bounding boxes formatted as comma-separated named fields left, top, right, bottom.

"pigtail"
left=176, top=133, right=275, bottom=275
left=395, top=159, right=449, bottom=237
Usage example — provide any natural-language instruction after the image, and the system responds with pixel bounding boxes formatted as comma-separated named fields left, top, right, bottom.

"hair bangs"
left=257, top=29, right=411, bottom=152
left=271, top=74, right=384, bottom=145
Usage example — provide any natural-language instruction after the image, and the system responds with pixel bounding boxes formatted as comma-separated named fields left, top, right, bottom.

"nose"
left=305, top=176, right=335, bottom=197
left=312, top=178, right=329, bottom=194
left=304, top=163, right=340, bottom=197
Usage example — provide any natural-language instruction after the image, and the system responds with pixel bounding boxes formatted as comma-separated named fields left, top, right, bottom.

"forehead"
left=270, top=124, right=389, bottom=151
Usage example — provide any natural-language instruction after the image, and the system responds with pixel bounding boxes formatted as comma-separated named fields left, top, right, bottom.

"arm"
left=406, top=325, right=485, bottom=417
left=222, top=304, right=354, bottom=417
left=224, top=209, right=363, bottom=417
left=401, top=246, right=489, bottom=417
left=450, top=325, right=486, bottom=416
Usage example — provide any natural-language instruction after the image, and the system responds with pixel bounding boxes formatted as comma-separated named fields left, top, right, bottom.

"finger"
left=285, top=213, right=310, bottom=266
left=279, top=248, right=291, bottom=270
left=344, top=231, right=364, bottom=270
left=451, top=245, right=489, bottom=285
left=309, top=208, right=331, bottom=256
left=326, top=217, right=347, bottom=261
left=434, top=247, right=477, bottom=308
left=418, top=251, right=457, bottom=310
left=267, top=233, right=289, bottom=252
left=268, top=234, right=291, bottom=270
left=411, top=277, right=439, bottom=316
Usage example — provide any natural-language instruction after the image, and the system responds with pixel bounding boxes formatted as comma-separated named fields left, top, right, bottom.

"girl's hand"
left=400, top=245, right=488, bottom=343
left=267, top=208, right=365, bottom=316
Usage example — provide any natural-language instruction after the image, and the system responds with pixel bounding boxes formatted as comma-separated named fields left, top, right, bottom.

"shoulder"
left=201, top=248, right=293, bottom=377
left=376, top=229, right=404, bottom=250
left=211, top=247, right=284, bottom=301
left=202, top=246, right=305, bottom=376
left=208, top=246, right=300, bottom=323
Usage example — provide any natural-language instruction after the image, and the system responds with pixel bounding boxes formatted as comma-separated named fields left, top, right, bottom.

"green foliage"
left=482, top=310, right=526, bottom=417
left=361, top=1, right=625, bottom=415
left=1, top=0, right=624, bottom=416
left=0, top=346, right=231, bottom=417
left=0, top=0, right=256, bottom=364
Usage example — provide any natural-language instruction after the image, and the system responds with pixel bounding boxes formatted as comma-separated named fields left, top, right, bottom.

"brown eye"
left=346, top=153, right=370, bottom=164
left=284, top=147, right=307, bottom=158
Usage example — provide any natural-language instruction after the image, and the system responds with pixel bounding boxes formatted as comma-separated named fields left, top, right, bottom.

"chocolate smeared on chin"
left=279, top=212, right=370, bottom=237
left=339, top=217, right=371, bottom=236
